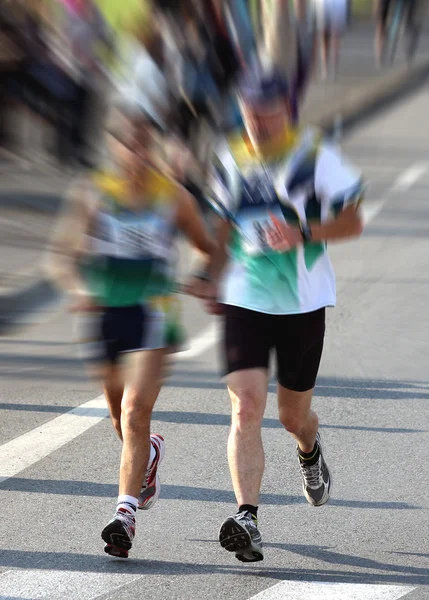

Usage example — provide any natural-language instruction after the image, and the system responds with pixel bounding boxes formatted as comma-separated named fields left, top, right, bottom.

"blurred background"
left=1, top=0, right=428, bottom=332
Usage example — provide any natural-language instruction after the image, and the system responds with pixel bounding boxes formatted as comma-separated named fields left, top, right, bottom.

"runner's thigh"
left=223, top=305, right=274, bottom=376
left=275, top=308, right=325, bottom=392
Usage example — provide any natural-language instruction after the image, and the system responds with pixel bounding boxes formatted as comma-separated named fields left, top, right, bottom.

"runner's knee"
left=121, top=392, right=152, bottom=434
left=229, top=386, right=265, bottom=429
left=278, top=389, right=314, bottom=436
left=279, top=411, right=307, bottom=436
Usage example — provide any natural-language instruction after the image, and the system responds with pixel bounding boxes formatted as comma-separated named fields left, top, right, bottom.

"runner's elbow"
left=353, top=213, right=364, bottom=237
left=200, top=236, right=217, bottom=257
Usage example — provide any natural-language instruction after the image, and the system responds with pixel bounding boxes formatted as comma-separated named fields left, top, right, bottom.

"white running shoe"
left=138, top=433, right=165, bottom=510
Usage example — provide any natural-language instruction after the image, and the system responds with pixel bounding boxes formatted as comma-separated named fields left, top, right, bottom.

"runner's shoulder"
left=64, top=174, right=101, bottom=218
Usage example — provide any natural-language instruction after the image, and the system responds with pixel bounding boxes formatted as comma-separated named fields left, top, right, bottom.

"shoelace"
left=235, top=511, right=262, bottom=544
left=236, top=511, right=257, bottom=527
left=116, top=509, right=136, bottom=538
left=299, top=459, right=322, bottom=487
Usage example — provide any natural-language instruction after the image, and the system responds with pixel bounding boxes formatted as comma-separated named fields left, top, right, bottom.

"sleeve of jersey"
left=315, top=143, right=365, bottom=217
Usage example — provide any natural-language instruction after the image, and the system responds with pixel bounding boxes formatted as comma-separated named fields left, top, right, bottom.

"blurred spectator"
left=374, top=0, right=428, bottom=67
left=259, top=0, right=299, bottom=83
left=293, top=0, right=318, bottom=114
left=61, top=0, right=116, bottom=169
left=313, top=0, right=348, bottom=79
left=22, top=1, right=77, bottom=168
left=248, top=1, right=317, bottom=122
left=0, top=0, right=31, bottom=160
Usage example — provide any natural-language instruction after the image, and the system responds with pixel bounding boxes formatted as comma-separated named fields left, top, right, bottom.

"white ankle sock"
left=117, top=495, right=138, bottom=516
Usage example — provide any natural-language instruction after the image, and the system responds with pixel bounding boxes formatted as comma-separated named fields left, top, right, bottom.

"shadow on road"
left=0, top=478, right=421, bottom=511
left=0, top=548, right=428, bottom=587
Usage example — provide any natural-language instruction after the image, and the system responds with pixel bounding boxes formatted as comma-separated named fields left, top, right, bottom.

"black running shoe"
left=219, top=510, right=263, bottom=562
left=102, top=508, right=135, bottom=558
left=298, top=432, right=332, bottom=507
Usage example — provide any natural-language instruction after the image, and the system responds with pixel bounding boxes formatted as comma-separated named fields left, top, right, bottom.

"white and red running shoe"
left=138, top=433, right=165, bottom=510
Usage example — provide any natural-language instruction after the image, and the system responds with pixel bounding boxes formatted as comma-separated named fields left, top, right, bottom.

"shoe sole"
left=219, top=517, right=264, bottom=563
left=103, top=544, right=129, bottom=559
left=138, top=434, right=165, bottom=510
left=101, top=525, right=132, bottom=558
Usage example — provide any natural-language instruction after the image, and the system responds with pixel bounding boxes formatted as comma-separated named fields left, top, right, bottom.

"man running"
left=48, top=100, right=215, bottom=558
left=197, top=68, right=364, bottom=562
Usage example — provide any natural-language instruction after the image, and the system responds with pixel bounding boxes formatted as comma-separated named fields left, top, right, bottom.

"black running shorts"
left=223, top=305, right=326, bottom=392
left=85, top=305, right=148, bottom=365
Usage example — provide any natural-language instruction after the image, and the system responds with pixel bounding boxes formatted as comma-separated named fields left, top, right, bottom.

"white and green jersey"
left=209, top=128, right=364, bottom=315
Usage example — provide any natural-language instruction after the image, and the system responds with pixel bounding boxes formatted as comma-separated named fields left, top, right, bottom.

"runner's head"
left=238, top=69, right=294, bottom=145
left=107, top=101, right=162, bottom=179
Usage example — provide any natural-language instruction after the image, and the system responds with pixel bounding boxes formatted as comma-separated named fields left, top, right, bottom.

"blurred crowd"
left=0, top=0, right=427, bottom=180
left=0, top=0, right=114, bottom=170
left=0, top=0, right=319, bottom=203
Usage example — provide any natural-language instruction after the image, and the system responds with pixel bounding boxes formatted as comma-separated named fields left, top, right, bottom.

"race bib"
left=91, top=213, right=171, bottom=260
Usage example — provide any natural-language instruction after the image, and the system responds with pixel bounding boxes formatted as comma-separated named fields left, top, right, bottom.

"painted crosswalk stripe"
left=0, top=395, right=107, bottom=484
left=0, top=323, right=217, bottom=485
left=249, top=582, right=415, bottom=600
left=0, top=569, right=139, bottom=600
left=362, top=162, right=427, bottom=225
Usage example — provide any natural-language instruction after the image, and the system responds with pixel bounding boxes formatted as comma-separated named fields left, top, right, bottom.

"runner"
left=47, top=100, right=215, bottom=558
left=195, top=68, right=364, bottom=562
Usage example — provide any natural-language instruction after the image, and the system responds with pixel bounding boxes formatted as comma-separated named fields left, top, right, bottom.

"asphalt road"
left=0, top=83, right=429, bottom=600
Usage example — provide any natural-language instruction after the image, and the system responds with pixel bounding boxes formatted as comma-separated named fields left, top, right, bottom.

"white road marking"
left=0, top=324, right=219, bottom=485
left=391, top=163, right=427, bottom=192
left=0, top=396, right=108, bottom=484
left=362, top=162, right=427, bottom=225
left=176, top=322, right=219, bottom=360
left=362, top=200, right=385, bottom=226
left=249, top=581, right=415, bottom=600
left=0, top=569, right=140, bottom=600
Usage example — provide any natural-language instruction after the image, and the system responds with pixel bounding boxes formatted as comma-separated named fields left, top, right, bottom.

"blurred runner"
left=47, top=96, right=215, bottom=558
left=194, top=67, right=364, bottom=562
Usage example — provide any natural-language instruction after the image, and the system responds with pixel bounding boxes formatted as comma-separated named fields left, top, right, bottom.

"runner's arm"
left=312, top=142, right=365, bottom=242
left=307, top=202, right=363, bottom=242
left=268, top=143, right=365, bottom=251
left=175, top=188, right=216, bottom=259
left=204, top=216, right=232, bottom=281
left=45, top=180, right=94, bottom=301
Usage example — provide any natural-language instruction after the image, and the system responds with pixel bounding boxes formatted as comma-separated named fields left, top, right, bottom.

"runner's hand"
left=69, top=294, right=100, bottom=313
left=185, top=279, right=224, bottom=315
left=204, top=298, right=225, bottom=316
left=185, top=277, right=217, bottom=300
left=267, top=213, right=302, bottom=252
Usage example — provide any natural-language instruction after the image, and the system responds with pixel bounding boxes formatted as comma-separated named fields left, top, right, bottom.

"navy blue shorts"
left=75, top=301, right=184, bottom=365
